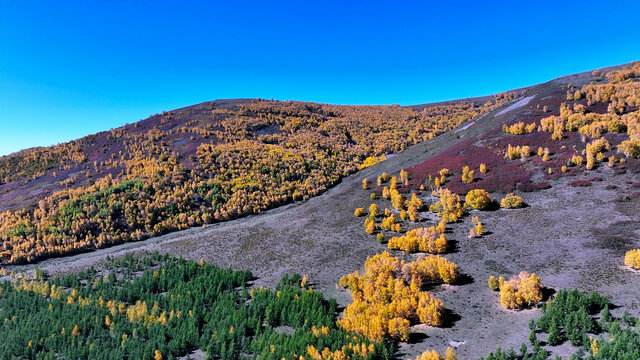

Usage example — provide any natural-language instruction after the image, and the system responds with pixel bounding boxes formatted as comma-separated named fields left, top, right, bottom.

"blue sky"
left=1, top=1, right=639, bottom=156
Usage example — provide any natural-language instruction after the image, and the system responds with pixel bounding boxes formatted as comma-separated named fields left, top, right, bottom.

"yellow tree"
left=365, top=220, right=376, bottom=234
left=475, top=221, right=484, bottom=236
left=465, top=189, right=490, bottom=210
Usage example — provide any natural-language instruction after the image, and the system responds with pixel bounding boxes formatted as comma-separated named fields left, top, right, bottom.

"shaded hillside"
left=0, top=94, right=518, bottom=264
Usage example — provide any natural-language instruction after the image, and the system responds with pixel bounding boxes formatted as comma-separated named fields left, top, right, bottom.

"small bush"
left=516, top=182, right=551, bottom=192
left=369, top=203, right=380, bottom=217
left=499, top=272, right=543, bottom=309
left=461, top=165, right=474, bottom=183
left=569, top=180, right=591, bottom=187
left=354, top=208, right=365, bottom=217
left=570, top=155, right=584, bottom=166
left=488, top=276, right=499, bottom=291
left=465, top=189, right=490, bottom=210
left=500, top=193, right=524, bottom=208
left=625, top=249, right=640, bottom=269
left=618, top=139, right=640, bottom=158
left=365, top=220, right=376, bottom=234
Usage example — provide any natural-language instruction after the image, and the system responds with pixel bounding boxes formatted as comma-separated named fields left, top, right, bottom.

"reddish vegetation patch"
left=606, top=185, right=618, bottom=190
left=622, top=158, right=640, bottom=174
left=590, top=177, right=603, bottom=182
left=585, top=101, right=610, bottom=114
left=404, top=137, right=535, bottom=194
left=569, top=180, right=592, bottom=187
left=517, top=182, right=552, bottom=192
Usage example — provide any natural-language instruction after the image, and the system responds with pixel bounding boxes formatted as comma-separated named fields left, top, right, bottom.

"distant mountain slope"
left=0, top=93, right=518, bottom=264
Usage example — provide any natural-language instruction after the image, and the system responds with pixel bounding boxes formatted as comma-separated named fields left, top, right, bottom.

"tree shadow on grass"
left=407, top=332, right=428, bottom=344
left=454, top=272, right=474, bottom=286
left=446, top=239, right=460, bottom=254
left=541, top=287, right=556, bottom=302
left=440, top=309, right=462, bottom=329
left=484, top=201, right=502, bottom=211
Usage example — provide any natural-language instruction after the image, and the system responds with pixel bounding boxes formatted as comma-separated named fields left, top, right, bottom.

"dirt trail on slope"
left=7, top=78, right=640, bottom=359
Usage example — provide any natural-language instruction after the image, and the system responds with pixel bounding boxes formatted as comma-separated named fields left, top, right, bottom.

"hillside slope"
left=2, top=63, right=640, bottom=359
left=0, top=92, right=519, bottom=264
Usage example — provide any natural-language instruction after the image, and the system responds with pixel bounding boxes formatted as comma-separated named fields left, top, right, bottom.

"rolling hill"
left=1, top=62, right=639, bottom=360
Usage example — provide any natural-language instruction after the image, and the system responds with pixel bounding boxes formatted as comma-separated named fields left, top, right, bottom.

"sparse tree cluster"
left=492, top=272, right=543, bottom=309
left=505, top=144, right=531, bottom=160
left=387, top=226, right=447, bottom=253
left=502, top=121, right=537, bottom=135
left=338, top=252, right=458, bottom=341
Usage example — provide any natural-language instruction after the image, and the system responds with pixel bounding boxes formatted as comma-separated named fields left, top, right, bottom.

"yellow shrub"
left=390, top=189, right=405, bottom=210
left=570, top=155, right=584, bottom=166
left=498, top=272, right=543, bottom=309
left=369, top=203, right=380, bottom=217
left=429, top=188, right=464, bottom=222
left=412, top=348, right=457, bottom=360
left=358, top=155, right=386, bottom=170
left=380, top=214, right=397, bottom=231
left=388, top=227, right=447, bottom=254
left=618, top=139, right=640, bottom=158
left=488, top=276, right=499, bottom=290
left=354, top=208, right=365, bottom=217
left=500, top=193, right=524, bottom=208
left=465, top=189, right=491, bottom=210
left=461, top=166, right=474, bottom=183
left=365, top=221, right=376, bottom=234
left=625, top=249, right=640, bottom=269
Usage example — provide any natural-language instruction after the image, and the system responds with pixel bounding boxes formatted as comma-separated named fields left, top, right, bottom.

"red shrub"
left=516, top=182, right=551, bottom=192
left=569, top=180, right=591, bottom=187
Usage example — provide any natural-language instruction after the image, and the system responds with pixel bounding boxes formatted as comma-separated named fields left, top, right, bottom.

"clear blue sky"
left=1, top=1, right=639, bottom=156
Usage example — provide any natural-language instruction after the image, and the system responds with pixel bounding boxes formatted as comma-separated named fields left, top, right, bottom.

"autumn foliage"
left=387, top=227, right=447, bottom=254
left=0, top=93, right=520, bottom=265
left=338, top=252, right=458, bottom=341
left=625, top=249, right=640, bottom=269
left=464, top=189, right=491, bottom=210
left=429, top=188, right=464, bottom=223
left=500, top=193, right=524, bottom=208
left=496, top=272, right=543, bottom=309
left=412, top=347, right=457, bottom=360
